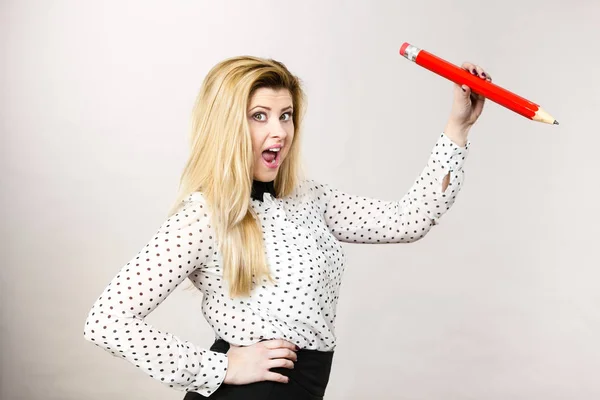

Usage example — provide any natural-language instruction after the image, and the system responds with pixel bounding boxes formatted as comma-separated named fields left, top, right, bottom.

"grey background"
left=2, top=0, right=599, bottom=399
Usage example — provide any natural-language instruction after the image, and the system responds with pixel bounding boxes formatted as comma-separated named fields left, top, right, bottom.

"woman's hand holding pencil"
left=444, top=61, right=493, bottom=146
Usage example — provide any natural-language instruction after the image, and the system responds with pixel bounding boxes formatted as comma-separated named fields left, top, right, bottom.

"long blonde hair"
left=167, top=56, right=307, bottom=298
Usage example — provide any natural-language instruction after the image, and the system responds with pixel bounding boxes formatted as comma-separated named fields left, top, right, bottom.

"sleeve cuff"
left=429, top=132, right=470, bottom=178
left=187, top=350, right=228, bottom=397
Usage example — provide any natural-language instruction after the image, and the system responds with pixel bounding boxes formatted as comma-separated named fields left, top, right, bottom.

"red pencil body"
left=399, top=42, right=556, bottom=124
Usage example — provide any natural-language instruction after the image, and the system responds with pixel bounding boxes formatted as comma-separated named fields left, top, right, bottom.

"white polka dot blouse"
left=83, top=132, right=469, bottom=396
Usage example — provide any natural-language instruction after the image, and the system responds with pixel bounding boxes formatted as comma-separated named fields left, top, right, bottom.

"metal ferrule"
left=402, top=44, right=421, bottom=62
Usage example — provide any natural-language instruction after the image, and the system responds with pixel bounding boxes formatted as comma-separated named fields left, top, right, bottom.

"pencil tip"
left=553, top=120, right=559, bottom=125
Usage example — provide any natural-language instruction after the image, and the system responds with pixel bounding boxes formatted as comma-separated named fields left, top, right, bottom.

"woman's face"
left=247, top=87, right=295, bottom=182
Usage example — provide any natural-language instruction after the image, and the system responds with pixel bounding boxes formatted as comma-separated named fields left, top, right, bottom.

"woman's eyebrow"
left=248, top=105, right=293, bottom=112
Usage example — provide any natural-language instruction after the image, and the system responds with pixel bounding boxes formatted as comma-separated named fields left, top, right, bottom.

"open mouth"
left=261, top=148, right=281, bottom=168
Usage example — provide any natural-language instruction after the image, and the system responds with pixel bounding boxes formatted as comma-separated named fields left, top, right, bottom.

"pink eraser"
left=399, top=42, right=409, bottom=56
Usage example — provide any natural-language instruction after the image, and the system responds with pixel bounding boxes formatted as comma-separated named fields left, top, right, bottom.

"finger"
left=462, top=63, right=480, bottom=78
left=461, top=84, right=472, bottom=96
left=462, top=62, right=482, bottom=79
left=268, top=348, right=298, bottom=361
left=461, top=62, right=492, bottom=83
left=472, top=65, right=487, bottom=80
left=473, top=94, right=486, bottom=111
left=264, top=371, right=289, bottom=383
left=474, top=65, right=492, bottom=82
left=467, top=90, right=484, bottom=114
left=269, top=358, right=295, bottom=369
left=263, top=339, right=298, bottom=351
left=460, top=61, right=475, bottom=72
left=476, top=65, right=492, bottom=83
left=470, top=93, right=484, bottom=106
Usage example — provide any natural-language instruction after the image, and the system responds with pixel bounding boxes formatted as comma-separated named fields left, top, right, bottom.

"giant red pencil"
left=399, top=42, right=558, bottom=125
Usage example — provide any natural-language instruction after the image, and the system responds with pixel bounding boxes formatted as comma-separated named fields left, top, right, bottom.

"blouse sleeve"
left=313, top=132, right=470, bottom=244
left=83, top=196, right=228, bottom=397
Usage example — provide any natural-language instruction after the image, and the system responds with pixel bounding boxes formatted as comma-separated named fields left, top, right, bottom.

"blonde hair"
left=167, top=56, right=307, bottom=298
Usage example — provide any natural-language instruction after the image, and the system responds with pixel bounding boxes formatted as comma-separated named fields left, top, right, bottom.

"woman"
left=83, top=55, right=491, bottom=399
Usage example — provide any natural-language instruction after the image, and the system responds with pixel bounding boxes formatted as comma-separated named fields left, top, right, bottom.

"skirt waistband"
left=210, top=338, right=334, bottom=398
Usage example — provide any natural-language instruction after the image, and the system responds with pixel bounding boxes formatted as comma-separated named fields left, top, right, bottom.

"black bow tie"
left=251, top=180, right=276, bottom=202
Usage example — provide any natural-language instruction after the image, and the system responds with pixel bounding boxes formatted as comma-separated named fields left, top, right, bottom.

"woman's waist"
left=211, top=338, right=334, bottom=397
left=211, top=337, right=334, bottom=364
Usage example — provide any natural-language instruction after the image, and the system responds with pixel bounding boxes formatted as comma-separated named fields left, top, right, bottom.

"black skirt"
left=183, top=338, right=334, bottom=399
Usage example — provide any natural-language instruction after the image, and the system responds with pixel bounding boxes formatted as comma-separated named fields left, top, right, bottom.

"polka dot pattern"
left=83, top=201, right=228, bottom=396
left=83, top=132, right=468, bottom=395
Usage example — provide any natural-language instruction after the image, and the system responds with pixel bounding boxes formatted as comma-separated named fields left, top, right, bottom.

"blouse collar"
left=251, top=179, right=276, bottom=202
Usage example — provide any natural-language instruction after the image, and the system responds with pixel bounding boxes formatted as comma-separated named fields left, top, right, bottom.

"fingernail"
left=295, top=345, right=300, bottom=351
left=462, top=87, right=466, bottom=92
left=481, top=72, right=487, bottom=77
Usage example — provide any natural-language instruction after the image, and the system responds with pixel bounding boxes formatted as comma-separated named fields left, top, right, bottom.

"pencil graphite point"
left=532, top=107, right=557, bottom=125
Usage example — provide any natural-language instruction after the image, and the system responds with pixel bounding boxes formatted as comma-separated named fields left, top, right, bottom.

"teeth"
left=268, top=148, right=281, bottom=152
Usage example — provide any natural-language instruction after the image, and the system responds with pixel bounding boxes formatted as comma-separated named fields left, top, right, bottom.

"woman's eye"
left=280, top=112, right=293, bottom=121
left=253, top=112, right=266, bottom=121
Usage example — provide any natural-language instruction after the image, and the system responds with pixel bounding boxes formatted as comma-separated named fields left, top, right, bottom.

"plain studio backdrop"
left=2, top=0, right=599, bottom=399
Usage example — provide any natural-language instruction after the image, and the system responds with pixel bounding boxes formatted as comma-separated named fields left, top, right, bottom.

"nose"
left=268, top=120, right=289, bottom=140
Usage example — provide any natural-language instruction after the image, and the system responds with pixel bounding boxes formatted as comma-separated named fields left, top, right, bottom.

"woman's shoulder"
left=295, top=178, right=333, bottom=195
left=296, top=178, right=328, bottom=190
left=166, top=191, right=212, bottom=226
left=185, top=191, right=207, bottom=204
left=290, top=178, right=335, bottom=204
